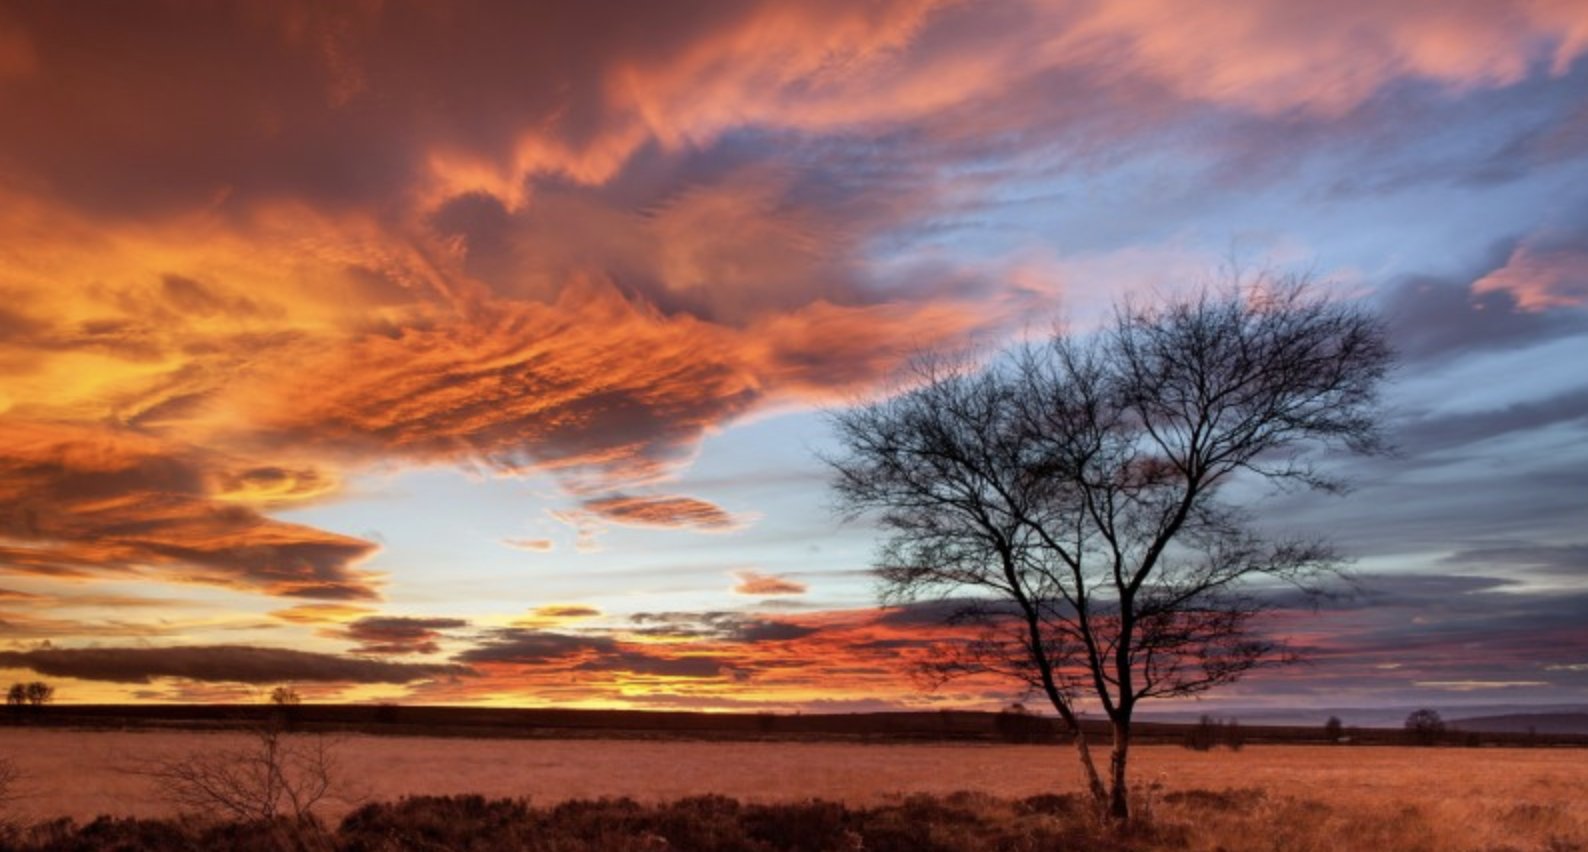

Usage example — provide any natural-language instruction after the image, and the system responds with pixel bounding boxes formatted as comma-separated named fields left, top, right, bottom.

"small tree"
left=269, top=686, right=301, bottom=707
left=827, top=277, right=1392, bottom=821
left=1324, top=715, right=1344, bottom=743
left=1405, top=708, right=1445, bottom=746
left=7, top=682, right=51, bottom=709
left=22, top=682, right=52, bottom=706
left=1183, top=715, right=1218, bottom=752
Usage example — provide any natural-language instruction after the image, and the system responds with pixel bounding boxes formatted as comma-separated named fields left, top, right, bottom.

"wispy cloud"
left=732, top=571, right=808, bottom=596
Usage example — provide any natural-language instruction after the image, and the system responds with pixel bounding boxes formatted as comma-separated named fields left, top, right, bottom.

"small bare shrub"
left=0, top=757, right=17, bottom=799
left=140, top=723, right=341, bottom=821
left=0, top=755, right=21, bottom=824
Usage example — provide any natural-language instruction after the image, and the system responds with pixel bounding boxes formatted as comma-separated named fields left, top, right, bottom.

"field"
left=1, top=729, right=1585, bottom=850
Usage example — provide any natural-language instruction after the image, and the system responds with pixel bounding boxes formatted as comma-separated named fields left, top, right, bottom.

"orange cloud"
left=407, top=605, right=1008, bottom=710
left=213, top=465, right=341, bottom=508
left=516, top=604, right=604, bottom=629
left=270, top=603, right=379, bottom=625
left=732, top=571, right=808, bottom=596
left=2, top=0, right=1576, bottom=665
left=208, top=282, right=995, bottom=489
left=583, top=495, right=741, bottom=531
left=0, top=610, right=179, bottom=640
left=0, top=420, right=382, bottom=599
left=0, top=184, right=994, bottom=599
left=501, top=538, right=555, bottom=553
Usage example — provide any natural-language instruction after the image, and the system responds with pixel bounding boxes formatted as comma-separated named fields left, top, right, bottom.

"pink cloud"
left=732, top=571, right=808, bottom=596
left=1473, top=242, right=1588, bottom=311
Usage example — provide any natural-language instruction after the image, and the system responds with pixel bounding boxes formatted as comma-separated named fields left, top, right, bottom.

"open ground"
left=2, top=730, right=1584, bottom=850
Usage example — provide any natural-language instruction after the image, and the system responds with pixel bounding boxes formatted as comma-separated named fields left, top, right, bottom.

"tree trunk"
left=1107, top=717, right=1131, bottom=821
left=1071, top=725, right=1109, bottom=810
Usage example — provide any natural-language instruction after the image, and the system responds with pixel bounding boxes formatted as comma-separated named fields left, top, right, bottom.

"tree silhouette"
left=23, top=682, right=52, bottom=706
left=1405, top=708, right=1445, bottom=746
left=995, top=703, right=1048, bottom=744
left=1183, top=715, right=1219, bottom=752
left=7, top=682, right=52, bottom=708
left=827, top=276, right=1392, bottom=821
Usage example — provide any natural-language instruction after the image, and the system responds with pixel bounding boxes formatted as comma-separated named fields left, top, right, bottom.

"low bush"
left=0, top=793, right=1140, bottom=852
left=7, top=784, right=1550, bottom=851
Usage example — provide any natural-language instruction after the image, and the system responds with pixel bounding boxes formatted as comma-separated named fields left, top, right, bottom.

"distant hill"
left=1450, top=713, right=1588, bottom=735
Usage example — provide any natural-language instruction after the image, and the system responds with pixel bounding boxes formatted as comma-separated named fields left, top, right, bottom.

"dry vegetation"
left=0, top=730, right=1583, bottom=850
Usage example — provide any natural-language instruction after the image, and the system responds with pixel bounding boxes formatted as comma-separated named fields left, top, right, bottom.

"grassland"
left=1, top=729, right=1585, bottom=850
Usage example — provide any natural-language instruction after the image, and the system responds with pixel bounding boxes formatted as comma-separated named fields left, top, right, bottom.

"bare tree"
left=269, top=686, right=302, bottom=707
left=140, top=722, right=340, bottom=821
left=826, top=277, right=1392, bottom=821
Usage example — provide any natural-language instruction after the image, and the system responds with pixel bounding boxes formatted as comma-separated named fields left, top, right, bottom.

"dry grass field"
left=1, top=729, right=1584, bottom=850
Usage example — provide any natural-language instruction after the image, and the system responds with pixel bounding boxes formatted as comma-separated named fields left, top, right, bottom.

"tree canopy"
left=827, top=277, right=1393, bottom=820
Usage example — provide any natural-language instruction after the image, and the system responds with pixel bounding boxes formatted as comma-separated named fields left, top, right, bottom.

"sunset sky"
left=1, top=1, right=1585, bottom=717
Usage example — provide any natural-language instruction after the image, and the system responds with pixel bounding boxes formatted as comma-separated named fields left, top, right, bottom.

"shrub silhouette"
left=1224, top=720, right=1246, bottom=751
left=994, top=703, right=1047, bottom=744
left=1183, top=715, right=1219, bottom=751
left=139, top=722, right=341, bottom=821
left=742, top=800, right=851, bottom=851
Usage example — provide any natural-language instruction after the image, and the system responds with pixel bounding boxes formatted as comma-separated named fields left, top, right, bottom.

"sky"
left=1, top=0, right=1586, bottom=719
